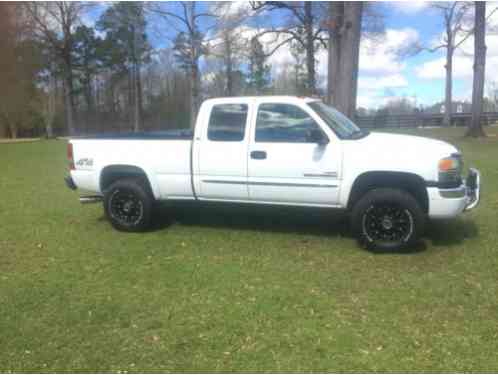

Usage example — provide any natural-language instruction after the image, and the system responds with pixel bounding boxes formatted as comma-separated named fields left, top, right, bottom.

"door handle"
left=250, top=150, right=267, bottom=160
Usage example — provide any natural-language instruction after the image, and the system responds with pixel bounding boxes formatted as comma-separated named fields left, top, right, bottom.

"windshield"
left=308, top=101, right=365, bottom=139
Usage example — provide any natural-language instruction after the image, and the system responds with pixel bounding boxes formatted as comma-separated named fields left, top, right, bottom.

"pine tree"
left=247, top=37, right=270, bottom=95
left=97, top=2, right=151, bottom=131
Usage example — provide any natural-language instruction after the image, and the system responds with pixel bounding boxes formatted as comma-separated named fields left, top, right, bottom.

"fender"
left=98, top=164, right=161, bottom=199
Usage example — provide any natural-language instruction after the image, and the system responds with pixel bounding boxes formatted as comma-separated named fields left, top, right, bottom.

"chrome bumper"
left=464, top=168, right=480, bottom=211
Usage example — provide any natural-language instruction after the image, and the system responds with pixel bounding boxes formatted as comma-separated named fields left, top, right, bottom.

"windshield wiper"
left=348, top=129, right=369, bottom=139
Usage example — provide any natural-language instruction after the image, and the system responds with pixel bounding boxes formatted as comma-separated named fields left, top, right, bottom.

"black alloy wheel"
left=362, top=203, right=414, bottom=246
left=103, top=178, right=153, bottom=232
left=109, top=189, right=144, bottom=226
left=351, top=188, right=425, bottom=251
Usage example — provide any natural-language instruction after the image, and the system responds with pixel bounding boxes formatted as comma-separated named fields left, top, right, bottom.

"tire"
left=351, top=188, right=425, bottom=251
left=103, top=177, right=153, bottom=232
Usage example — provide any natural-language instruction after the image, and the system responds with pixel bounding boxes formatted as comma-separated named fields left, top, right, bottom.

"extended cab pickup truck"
left=65, top=96, right=480, bottom=250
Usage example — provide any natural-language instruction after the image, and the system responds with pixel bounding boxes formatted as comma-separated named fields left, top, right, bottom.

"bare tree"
left=206, top=2, right=251, bottom=97
left=42, top=59, right=57, bottom=138
left=24, top=2, right=87, bottom=135
left=468, top=1, right=486, bottom=137
left=327, top=2, right=363, bottom=119
left=425, top=2, right=473, bottom=126
left=250, top=1, right=327, bottom=95
left=149, top=2, right=217, bottom=128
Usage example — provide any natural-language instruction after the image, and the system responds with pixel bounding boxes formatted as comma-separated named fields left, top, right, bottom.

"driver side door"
left=247, top=103, right=342, bottom=206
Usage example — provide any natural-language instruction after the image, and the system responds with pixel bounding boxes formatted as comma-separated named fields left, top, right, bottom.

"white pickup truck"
left=65, top=96, right=480, bottom=251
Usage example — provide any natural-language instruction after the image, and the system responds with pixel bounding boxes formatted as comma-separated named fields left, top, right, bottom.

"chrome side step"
left=79, top=195, right=103, bottom=204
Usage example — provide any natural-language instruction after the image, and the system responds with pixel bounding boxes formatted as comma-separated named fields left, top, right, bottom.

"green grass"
left=1, top=127, right=498, bottom=372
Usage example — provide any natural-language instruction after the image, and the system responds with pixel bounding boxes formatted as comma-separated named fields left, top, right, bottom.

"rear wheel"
left=351, top=188, right=425, bottom=251
left=103, top=178, right=153, bottom=232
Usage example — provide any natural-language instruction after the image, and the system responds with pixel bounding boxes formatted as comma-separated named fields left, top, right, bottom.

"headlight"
left=438, top=155, right=463, bottom=188
left=438, top=157, right=460, bottom=172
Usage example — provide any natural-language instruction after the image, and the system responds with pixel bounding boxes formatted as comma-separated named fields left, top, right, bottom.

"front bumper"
left=427, top=168, right=481, bottom=219
left=464, top=167, right=480, bottom=211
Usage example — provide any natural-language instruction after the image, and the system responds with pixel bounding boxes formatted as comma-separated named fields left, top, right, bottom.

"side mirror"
left=307, top=128, right=329, bottom=146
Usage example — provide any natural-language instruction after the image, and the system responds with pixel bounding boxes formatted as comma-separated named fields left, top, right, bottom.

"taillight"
left=67, top=142, right=75, bottom=170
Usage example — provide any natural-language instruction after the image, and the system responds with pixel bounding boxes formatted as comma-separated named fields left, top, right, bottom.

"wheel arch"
left=347, top=171, right=429, bottom=213
left=99, top=164, right=157, bottom=199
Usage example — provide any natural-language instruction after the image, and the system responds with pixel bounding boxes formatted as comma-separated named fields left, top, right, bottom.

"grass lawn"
left=1, top=127, right=498, bottom=373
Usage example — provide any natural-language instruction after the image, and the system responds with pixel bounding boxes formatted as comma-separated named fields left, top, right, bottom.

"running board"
left=79, top=195, right=103, bottom=204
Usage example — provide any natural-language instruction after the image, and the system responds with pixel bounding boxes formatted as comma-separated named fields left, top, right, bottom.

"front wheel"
left=103, top=178, right=153, bottom=232
left=351, top=188, right=425, bottom=251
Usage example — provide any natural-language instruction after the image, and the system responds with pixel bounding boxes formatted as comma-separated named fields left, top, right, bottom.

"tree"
left=327, top=2, right=363, bottom=119
left=171, top=28, right=203, bottom=128
left=289, top=37, right=307, bottom=95
left=24, top=2, right=88, bottom=135
left=250, top=1, right=327, bottom=95
left=97, top=2, right=151, bottom=132
left=247, top=37, right=271, bottom=94
left=150, top=2, right=214, bottom=129
left=73, top=25, right=101, bottom=116
left=467, top=1, right=486, bottom=137
left=207, top=2, right=251, bottom=97
left=425, top=2, right=473, bottom=126
left=0, top=3, right=43, bottom=138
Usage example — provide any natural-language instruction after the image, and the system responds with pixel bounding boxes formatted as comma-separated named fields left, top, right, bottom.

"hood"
left=358, top=132, right=459, bottom=157
left=343, top=131, right=460, bottom=181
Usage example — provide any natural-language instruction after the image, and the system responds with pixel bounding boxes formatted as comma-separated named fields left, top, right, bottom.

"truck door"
left=247, top=102, right=341, bottom=206
left=195, top=100, right=251, bottom=201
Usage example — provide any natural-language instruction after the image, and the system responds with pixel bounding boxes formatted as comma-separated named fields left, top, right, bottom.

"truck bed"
left=78, top=129, right=193, bottom=140
left=69, top=131, right=194, bottom=199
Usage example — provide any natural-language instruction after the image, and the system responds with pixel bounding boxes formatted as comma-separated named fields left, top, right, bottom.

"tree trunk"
left=444, top=45, right=453, bottom=126
left=304, top=1, right=316, bottom=95
left=327, top=2, right=343, bottom=105
left=128, top=68, right=134, bottom=130
left=467, top=1, right=486, bottom=137
left=46, top=71, right=56, bottom=138
left=8, top=123, right=18, bottom=139
left=189, top=2, right=201, bottom=130
left=84, top=84, right=93, bottom=114
left=224, top=32, right=233, bottom=96
left=63, top=63, right=76, bottom=136
left=0, top=123, right=7, bottom=138
left=132, top=19, right=142, bottom=133
left=191, top=58, right=201, bottom=129
left=133, top=61, right=142, bottom=132
left=328, top=2, right=362, bottom=118
left=137, top=61, right=144, bottom=130
left=340, top=1, right=362, bottom=118
left=349, top=3, right=362, bottom=120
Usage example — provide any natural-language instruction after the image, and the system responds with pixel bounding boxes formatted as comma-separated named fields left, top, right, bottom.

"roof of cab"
left=202, top=95, right=321, bottom=105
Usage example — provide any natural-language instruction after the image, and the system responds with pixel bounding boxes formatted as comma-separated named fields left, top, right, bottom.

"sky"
left=83, top=1, right=498, bottom=110
left=353, top=1, right=498, bottom=109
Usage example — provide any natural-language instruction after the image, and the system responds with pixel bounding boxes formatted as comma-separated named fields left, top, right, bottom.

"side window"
left=208, top=104, right=248, bottom=141
left=255, top=103, right=323, bottom=143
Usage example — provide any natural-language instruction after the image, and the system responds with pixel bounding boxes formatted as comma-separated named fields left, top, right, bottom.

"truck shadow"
left=427, top=218, right=479, bottom=247
left=153, top=202, right=349, bottom=238
left=152, top=202, right=479, bottom=252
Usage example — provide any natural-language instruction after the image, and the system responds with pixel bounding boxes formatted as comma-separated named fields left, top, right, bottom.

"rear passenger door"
left=196, top=101, right=251, bottom=201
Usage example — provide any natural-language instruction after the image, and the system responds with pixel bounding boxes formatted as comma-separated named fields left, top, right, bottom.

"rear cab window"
left=207, top=103, right=248, bottom=141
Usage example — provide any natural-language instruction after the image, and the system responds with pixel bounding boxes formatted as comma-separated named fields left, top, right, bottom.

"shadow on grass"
left=147, top=202, right=479, bottom=254
left=427, top=217, right=479, bottom=247
left=152, top=201, right=349, bottom=238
